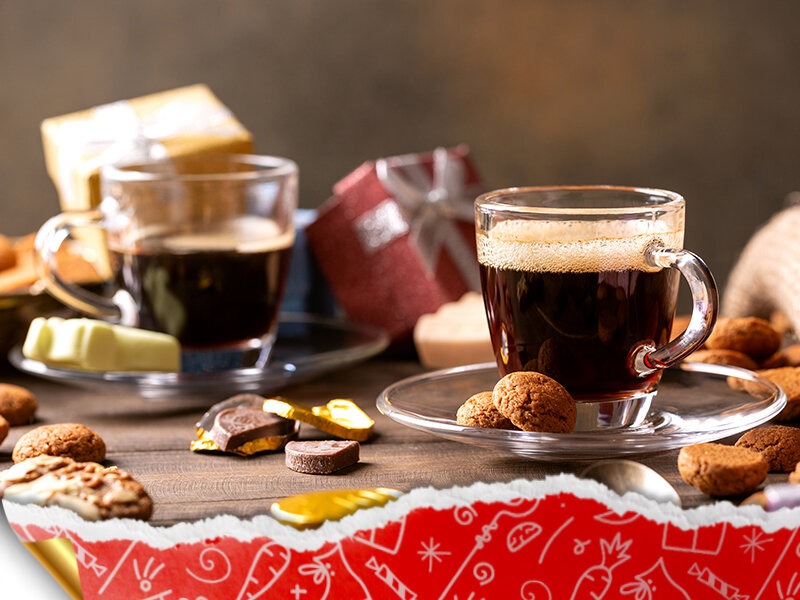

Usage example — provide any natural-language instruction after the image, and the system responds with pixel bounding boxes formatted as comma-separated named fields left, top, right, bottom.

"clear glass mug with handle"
left=476, top=186, right=717, bottom=429
left=35, top=154, right=298, bottom=372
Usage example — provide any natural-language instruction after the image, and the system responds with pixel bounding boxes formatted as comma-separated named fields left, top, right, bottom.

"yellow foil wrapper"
left=23, top=538, right=83, bottom=600
left=190, top=428, right=293, bottom=456
left=262, top=398, right=374, bottom=441
left=271, top=488, right=403, bottom=529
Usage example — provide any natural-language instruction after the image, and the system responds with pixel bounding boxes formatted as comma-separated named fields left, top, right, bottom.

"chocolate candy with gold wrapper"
left=262, top=397, right=374, bottom=441
left=191, top=393, right=298, bottom=456
left=271, top=488, right=403, bottom=529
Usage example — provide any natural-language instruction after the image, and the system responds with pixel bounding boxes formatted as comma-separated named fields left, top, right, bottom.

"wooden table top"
left=0, top=359, right=781, bottom=526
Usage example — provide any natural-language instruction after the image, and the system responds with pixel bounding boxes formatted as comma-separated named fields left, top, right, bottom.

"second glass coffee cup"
left=35, top=154, right=298, bottom=371
left=476, top=186, right=718, bottom=429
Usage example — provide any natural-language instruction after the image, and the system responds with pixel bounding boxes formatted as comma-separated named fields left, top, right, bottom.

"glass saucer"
left=377, top=362, right=786, bottom=461
left=9, top=313, right=388, bottom=399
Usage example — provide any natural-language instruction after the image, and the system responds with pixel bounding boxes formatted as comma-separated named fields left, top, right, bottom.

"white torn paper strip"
left=5, top=474, right=800, bottom=551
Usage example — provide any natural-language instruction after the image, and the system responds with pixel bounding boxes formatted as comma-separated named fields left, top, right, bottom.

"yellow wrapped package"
left=41, top=84, right=254, bottom=211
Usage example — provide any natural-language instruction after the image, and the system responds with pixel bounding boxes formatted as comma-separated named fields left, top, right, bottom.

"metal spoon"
left=580, top=459, right=682, bottom=507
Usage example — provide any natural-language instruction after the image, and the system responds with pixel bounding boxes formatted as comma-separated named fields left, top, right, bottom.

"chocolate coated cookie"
left=705, top=317, right=781, bottom=360
left=456, top=391, right=516, bottom=430
left=678, top=443, right=768, bottom=496
left=736, top=425, right=800, bottom=472
left=12, top=423, right=106, bottom=463
left=492, top=371, right=576, bottom=433
left=0, top=384, right=37, bottom=426
left=0, top=455, right=152, bottom=520
left=686, top=349, right=758, bottom=370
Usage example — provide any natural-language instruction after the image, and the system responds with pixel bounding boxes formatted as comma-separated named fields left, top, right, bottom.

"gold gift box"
left=41, top=84, right=254, bottom=211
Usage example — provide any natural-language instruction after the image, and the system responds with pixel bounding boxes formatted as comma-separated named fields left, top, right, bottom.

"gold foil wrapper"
left=262, top=398, right=374, bottom=441
left=190, top=428, right=294, bottom=456
left=23, top=537, right=83, bottom=600
left=270, top=488, right=402, bottom=529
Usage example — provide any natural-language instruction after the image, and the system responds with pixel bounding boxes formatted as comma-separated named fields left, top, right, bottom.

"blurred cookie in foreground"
left=492, top=371, right=576, bottom=433
left=735, top=425, right=800, bottom=472
left=678, top=443, right=767, bottom=496
left=685, top=348, right=758, bottom=370
left=456, top=391, right=516, bottom=430
left=0, top=455, right=152, bottom=521
left=13, top=423, right=106, bottom=464
left=705, top=317, right=781, bottom=361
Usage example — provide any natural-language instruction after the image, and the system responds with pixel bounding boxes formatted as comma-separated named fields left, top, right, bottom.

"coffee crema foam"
left=117, top=216, right=295, bottom=254
left=478, top=219, right=685, bottom=273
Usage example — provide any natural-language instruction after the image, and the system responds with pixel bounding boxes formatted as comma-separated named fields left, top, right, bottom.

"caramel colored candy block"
left=414, top=292, right=494, bottom=369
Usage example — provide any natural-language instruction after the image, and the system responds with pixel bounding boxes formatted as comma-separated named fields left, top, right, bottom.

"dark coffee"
left=110, top=221, right=292, bottom=349
left=478, top=222, right=682, bottom=400
left=481, top=266, right=678, bottom=399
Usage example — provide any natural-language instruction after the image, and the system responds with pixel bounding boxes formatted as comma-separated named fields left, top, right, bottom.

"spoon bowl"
left=580, top=459, right=682, bottom=507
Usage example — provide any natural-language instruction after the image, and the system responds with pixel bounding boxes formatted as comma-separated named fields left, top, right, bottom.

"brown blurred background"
left=1, top=0, right=799, bottom=291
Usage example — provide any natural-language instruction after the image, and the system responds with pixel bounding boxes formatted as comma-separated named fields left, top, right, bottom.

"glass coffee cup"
left=476, top=186, right=717, bottom=429
left=35, top=154, right=298, bottom=371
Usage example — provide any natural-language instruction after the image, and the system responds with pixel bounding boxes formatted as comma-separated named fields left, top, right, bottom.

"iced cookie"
left=492, top=371, right=576, bottom=433
left=678, top=443, right=768, bottom=496
left=0, top=455, right=152, bottom=521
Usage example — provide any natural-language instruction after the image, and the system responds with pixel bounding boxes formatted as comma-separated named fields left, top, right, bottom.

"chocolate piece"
left=196, top=393, right=266, bottom=432
left=285, top=440, right=360, bottom=474
left=210, top=407, right=295, bottom=452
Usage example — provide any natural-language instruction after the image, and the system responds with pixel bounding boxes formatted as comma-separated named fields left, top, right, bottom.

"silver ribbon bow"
left=354, top=147, right=480, bottom=290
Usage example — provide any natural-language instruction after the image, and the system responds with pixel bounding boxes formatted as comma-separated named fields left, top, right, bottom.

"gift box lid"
left=41, top=84, right=254, bottom=211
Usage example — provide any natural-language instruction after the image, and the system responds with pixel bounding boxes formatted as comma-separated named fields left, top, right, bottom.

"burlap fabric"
left=724, top=200, right=800, bottom=332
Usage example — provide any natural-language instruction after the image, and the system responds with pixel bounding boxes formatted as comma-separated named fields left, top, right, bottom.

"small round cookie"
left=0, top=415, right=8, bottom=444
left=678, top=443, right=768, bottom=496
left=686, top=349, right=758, bottom=370
left=705, top=317, right=781, bottom=361
left=0, top=235, right=15, bottom=271
left=12, top=423, right=106, bottom=464
left=456, top=392, right=516, bottom=430
left=735, top=425, right=800, bottom=472
left=492, top=371, right=576, bottom=433
left=762, top=345, right=800, bottom=370
left=790, top=463, right=800, bottom=484
left=757, top=367, right=800, bottom=422
left=0, top=384, right=37, bottom=426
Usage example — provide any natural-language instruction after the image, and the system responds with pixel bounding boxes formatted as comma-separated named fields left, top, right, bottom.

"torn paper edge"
left=4, top=474, right=800, bottom=551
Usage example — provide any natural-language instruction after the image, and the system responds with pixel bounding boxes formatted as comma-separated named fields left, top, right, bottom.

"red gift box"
left=306, top=146, right=485, bottom=343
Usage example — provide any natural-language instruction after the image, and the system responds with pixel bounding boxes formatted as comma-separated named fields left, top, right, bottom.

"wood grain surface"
left=0, top=360, right=781, bottom=526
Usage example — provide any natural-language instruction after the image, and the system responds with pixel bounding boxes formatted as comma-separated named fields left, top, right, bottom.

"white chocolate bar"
left=23, top=317, right=181, bottom=372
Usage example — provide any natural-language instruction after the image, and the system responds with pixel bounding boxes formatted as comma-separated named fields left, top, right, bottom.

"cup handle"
left=630, top=246, right=719, bottom=375
left=34, top=210, right=122, bottom=321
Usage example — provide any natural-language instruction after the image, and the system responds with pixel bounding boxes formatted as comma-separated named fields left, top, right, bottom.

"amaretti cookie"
left=686, top=349, right=758, bottom=370
left=705, top=317, right=781, bottom=361
left=492, top=371, right=576, bottom=433
left=456, top=391, right=516, bottom=430
left=0, top=383, right=37, bottom=426
left=736, top=425, right=800, bottom=472
left=678, top=443, right=767, bottom=496
left=12, top=423, right=106, bottom=463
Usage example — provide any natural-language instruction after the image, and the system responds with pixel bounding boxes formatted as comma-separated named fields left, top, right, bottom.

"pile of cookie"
left=456, top=371, right=577, bottom=433
left=0, top=383, right=152, bottom=520
left=678, top=314, right=800, bottom=499
left=192, top=393, right=374, bottom=475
